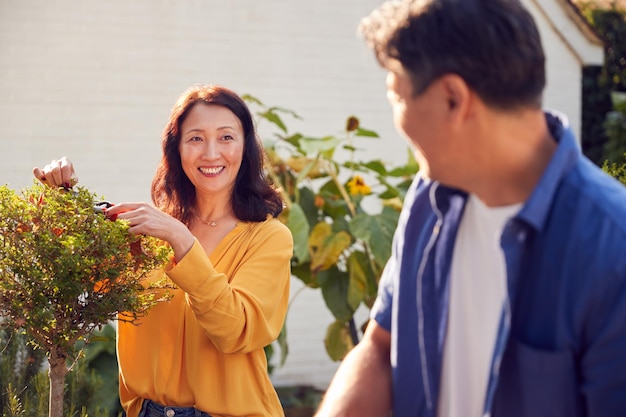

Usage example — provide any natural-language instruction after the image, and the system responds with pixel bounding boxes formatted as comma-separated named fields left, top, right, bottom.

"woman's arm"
left=166, top=219, right=293, bottom=353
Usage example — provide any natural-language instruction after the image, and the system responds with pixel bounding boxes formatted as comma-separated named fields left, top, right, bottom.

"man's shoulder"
left=544, top=158, right=626, bottom=269
left=562, top=158, right=626, bottom=231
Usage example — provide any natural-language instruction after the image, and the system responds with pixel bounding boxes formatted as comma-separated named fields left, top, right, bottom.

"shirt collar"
left=516, top=110, right=580, bottom=231
left=426, top=111, right=580, bottom=230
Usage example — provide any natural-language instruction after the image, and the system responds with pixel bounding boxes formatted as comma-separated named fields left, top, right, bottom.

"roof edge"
left=562, top=0, right=604, bottom=47
left=529, top=0, right=604, bottom=65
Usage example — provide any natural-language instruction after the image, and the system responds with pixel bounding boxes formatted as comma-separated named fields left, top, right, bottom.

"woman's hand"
left=105, top=203, right=196, bottom=262
left=33, top=157, right=78, bottom=188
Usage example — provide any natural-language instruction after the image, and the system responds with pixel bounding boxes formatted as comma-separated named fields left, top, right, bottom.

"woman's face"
left=178, top=103, right=245, bottom=200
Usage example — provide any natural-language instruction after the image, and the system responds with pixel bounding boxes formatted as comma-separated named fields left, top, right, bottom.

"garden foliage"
left=579, top=1, right=626, bottom=164
left=246, top=96, right=418, bottom=361
left=0, top=183, right=171, bottom=417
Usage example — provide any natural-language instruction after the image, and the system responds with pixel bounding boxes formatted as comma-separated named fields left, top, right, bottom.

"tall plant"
left=246, top=96, right=418, bottom=360
left=0, top=183, right=172, bottom=417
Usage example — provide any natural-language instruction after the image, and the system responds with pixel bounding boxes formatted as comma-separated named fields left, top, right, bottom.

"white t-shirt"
left=437, top=194, right=521, bottom=417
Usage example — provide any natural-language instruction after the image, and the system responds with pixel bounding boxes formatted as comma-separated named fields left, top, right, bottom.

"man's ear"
left=440, top=74, right=470, bottom=119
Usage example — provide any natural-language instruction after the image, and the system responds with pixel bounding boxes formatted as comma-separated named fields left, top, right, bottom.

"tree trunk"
left=48, top=346, right=68, bottom=417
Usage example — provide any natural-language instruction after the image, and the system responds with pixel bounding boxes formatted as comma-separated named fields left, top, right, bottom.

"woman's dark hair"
left=151, top=84, right=284, bottom=225
left=359, top=0, right=546, bottom=109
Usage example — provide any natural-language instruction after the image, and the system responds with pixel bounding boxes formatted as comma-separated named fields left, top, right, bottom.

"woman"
left=34, top=85, right=293, bottom=417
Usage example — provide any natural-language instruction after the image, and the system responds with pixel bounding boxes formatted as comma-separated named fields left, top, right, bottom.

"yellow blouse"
left=117, top=217, right=293, bottom=417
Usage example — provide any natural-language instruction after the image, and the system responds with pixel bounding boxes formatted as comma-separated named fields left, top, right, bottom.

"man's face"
left=385, top=62, right=449, bottom=178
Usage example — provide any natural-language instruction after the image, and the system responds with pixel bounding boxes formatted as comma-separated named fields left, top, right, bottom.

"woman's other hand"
left=33, top=157, right=78, bottom=188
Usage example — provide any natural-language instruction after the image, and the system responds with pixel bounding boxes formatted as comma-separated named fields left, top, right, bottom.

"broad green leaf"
left=349, top=209, right=399, bottom=267
left=291, top=261, right=318, bottom=288
left=286, top=202, right=310, bottom=264
left=324, top=320, right=355, bottom=361
left=297, top=186, right=321, bottom=228
left=331, top=215, right=350, bottom=234
left=347, top=251, right=369, bottom=311
left=320, top=267, right=353, bottom=321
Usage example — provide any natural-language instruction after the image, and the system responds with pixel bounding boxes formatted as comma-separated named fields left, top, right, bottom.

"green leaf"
left=331, top=215, right=350, bottom=234
left=363, top=160, right=388, bottom=175
left=284, top=133, right=304, bottom=152
left=347, top=252, right=368, bottom=311
left=299, top=136, right=341, bottom=155
left=378, top=186, right=400, bottom=199
left=297, top=186, right=321, bottom=228
left=259, top=109, right=288, bottom=133
left=275, top=322, right=288, bottom=367
left=324, top=320, right=355, bottom=361
left=291, top=261, right=318, bottom=288
left=242, top=94, right=263, bottom=106
left=318, top=181, right=350, bottom=219
left=349, top=208, right=399, bottom=268
left=355, top=127, right=380, bottom=138
left=320, top=267, right=353, bottom=321
left=286, top=203, right=310, bottom=264
left=388, top=165, right=419, bottom=177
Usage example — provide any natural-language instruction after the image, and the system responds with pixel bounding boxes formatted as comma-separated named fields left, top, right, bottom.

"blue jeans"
left=138, top=399, right=211, bottom=417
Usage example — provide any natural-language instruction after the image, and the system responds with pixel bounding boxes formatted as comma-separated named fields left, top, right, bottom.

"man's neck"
left=445, top=109, right=557, bottom=207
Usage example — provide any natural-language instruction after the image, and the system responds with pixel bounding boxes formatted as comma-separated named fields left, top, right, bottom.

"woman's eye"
left=190, top=136, right=203, bottom=142
left=222, top=135, right=234, bottom=141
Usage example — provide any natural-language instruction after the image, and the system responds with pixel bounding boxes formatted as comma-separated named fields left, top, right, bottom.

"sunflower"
left=347, top=175, right=372, bottom=196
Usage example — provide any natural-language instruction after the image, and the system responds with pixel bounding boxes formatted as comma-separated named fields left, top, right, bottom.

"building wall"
left=527, top=0, right=602, bottom=139
left=0, top=0, right=600, bottom=390
left=0, top=0, right=402, bottom=202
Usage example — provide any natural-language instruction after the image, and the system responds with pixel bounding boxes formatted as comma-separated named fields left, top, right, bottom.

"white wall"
left=0, top=0, right=403, bottom=202
left=0, top=0, right=599, bottom=391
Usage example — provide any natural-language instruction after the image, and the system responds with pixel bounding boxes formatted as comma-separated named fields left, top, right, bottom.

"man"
left=315, top=1, right=626, bottom=416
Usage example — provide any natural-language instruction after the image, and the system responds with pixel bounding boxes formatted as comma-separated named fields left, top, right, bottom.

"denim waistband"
left=139, top=399, right=211, bottom=417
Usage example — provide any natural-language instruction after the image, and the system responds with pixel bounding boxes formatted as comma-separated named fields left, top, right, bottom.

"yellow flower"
left=347, top=175, right=371, bottom=196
